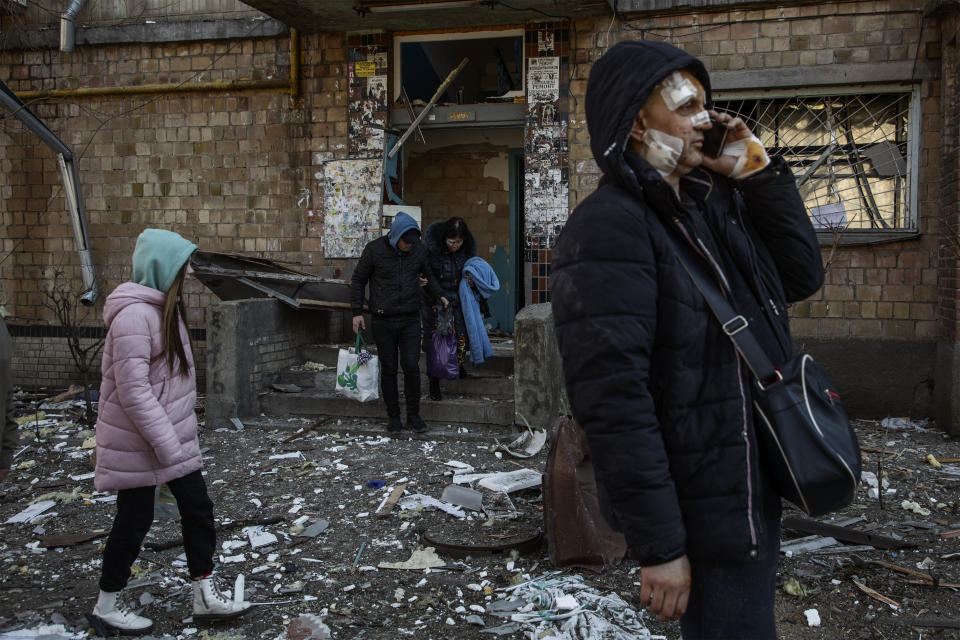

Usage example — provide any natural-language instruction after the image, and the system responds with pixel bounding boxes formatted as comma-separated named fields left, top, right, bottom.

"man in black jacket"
left=551, top=42, right=824, bottom=638
left=351, top=212, right=447, bottom=434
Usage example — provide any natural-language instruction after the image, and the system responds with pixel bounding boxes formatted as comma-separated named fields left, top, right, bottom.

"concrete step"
left=297, top=342, right=515, bottom=376
left=279, top=367, right=513, bottom=398
left=259, top=389, right=515, bottom=426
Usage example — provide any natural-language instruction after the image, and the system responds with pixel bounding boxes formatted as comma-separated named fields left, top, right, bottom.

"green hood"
left=132, top=229, right=197, bottom=292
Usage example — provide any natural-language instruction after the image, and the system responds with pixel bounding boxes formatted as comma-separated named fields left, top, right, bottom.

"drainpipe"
left=60, top=0, right=88, bottom=53
left=0, top=80, right=98, bottom=305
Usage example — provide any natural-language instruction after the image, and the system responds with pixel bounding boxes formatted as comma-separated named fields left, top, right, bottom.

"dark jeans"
left=100, top=469, right=216, bottom=592
left=372, top=314, right=421, bottom=419
left=679, top=472, right=782, bottom=640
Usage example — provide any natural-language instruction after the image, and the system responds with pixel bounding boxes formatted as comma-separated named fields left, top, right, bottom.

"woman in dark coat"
left=422, top=217, right=476, bottom=400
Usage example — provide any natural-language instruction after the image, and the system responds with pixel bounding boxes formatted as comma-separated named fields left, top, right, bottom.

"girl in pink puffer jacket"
left=88, top=229, right=252, bottom=636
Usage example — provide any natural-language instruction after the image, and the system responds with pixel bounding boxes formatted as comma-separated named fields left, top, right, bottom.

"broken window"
left=714, top=87, right=918, bottom=236
left=393, top=29, right=524, bottom=105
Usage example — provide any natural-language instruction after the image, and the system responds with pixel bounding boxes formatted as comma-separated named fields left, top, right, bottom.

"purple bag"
left=427, top=330, right=459, bottom=380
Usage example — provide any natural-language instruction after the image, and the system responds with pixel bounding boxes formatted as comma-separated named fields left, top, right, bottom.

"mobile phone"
left=701, top=119, right=728, bottom=158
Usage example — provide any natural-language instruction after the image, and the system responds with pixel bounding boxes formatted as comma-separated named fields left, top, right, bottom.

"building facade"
left=1, top=0, right=958, bottom=430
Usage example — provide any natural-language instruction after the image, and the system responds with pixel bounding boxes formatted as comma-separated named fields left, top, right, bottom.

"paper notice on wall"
left=354, top=61, right=376, bottom=77
left=321, top=158, right=383, bottom=258
left=810, top=202, right=848, bottom=229
left=527, top=57, right=559, bottom=104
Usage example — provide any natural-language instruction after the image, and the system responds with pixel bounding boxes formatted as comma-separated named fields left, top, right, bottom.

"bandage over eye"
left=721, top=134, right=770, bottom=179
left=660, top=71, right=698, bottom=111
left=642, top=128, right=684, bottom=177
left=689, top=110, right=710, bottom=127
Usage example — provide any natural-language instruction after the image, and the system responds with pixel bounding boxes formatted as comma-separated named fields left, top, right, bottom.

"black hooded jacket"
left=351, top=236, right=442, bottom=318
left=551, top=41, right=824, bottom=565
left=424, top=221, right=477, bottom=305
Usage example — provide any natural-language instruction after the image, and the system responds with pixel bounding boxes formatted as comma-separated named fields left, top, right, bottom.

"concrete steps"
left=259, top=341, right=516, bottom=427
left=280, top=368, right=513, bottom=399
left=260, top=390, right=514, bottom=426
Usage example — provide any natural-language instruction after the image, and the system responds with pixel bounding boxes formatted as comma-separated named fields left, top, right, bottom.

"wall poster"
left=321, top=158, right=383, bottom=258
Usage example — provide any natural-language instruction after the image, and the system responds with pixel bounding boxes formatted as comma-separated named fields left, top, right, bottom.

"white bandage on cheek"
left=642, top=128, right=684, bottom=177
left=689, top=110, right=710, bottom=127
left=661, top=71, right=698, bottom=111
left=721, top=134, right=770, bottom=179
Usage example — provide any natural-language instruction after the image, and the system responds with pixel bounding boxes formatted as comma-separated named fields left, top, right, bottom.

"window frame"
left=712, top=83, right=922, bottom=245
left=391, top=27, right=525, bottom=104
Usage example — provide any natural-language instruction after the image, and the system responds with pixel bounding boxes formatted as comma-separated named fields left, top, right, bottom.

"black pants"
left=679, top=470, right=782, bottom=640
left=100, top=469, right=216, bottom=592
left=372, top=314, right=421, bottom=419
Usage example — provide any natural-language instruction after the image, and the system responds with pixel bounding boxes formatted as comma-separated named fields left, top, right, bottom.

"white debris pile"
left=494, top=572, right=664, bottom=640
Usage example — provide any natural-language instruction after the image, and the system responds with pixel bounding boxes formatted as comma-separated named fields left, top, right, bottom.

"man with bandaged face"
left=551, top=41, right=823, bottom=638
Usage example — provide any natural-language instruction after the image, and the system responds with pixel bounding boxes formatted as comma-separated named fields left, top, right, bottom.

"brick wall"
left=0, top=26, right=352, bottom=387
left=524, top=22, right=570, bottom=304
left=404, top=142, right=514, bottom=262
left=205, top=298, right=335, bottom=425
left=937, top=9, right=959, bottom=344
left=9, top=330, right=208, bottom=391
left=568, top=0, right=941, bottom=340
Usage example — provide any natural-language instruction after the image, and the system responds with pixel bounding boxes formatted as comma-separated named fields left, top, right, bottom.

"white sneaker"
left=87, top=589, right=154, bottom=636
left=192, top=576, right=253, bottom=622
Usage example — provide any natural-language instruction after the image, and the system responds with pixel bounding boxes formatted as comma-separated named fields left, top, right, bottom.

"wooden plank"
left=782, top=516, right=916, bottom=549
left=854, top=580, right=899, bottom=609
left=375, top=483, right=408, bottom=519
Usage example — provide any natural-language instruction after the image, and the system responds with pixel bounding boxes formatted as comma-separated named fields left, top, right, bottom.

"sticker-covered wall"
left=523, top=23, right=570, bottom=304
left=319, top=33, right=390, bottom=259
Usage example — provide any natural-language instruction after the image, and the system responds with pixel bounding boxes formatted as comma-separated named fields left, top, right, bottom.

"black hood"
left=425, top=221, right=477, bottom=258
left=587, top=40, right=711, bottom=189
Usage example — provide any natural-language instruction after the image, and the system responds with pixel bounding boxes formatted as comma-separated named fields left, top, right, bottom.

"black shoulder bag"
left=665, top=227, right=862, bottom=517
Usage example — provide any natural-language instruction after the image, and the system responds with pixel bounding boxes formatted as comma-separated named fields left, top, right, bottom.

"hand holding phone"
left=701, top=119, right=728, bottom=158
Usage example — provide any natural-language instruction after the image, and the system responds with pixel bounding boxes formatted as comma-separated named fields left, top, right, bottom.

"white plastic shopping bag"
left=335, top=332, right=380, bottom=402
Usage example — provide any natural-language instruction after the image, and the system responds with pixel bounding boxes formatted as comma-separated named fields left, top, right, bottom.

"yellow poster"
left=355, top=61, right=376, bottom=77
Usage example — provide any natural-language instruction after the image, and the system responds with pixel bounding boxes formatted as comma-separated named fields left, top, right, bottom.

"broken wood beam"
left=853, top=579, right=900, bottom=609
left=387, top=57, right=469, bottom=159
left=375, top=483, right=408, bottom=519
left=38, top=530, right=108, bottom=548
left=782, top=516, right=916, bottom=549
left=282, top=418, right=332, bottom=444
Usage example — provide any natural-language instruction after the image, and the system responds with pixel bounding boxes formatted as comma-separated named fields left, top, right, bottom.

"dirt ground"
left=1, top=390, right=959, bottom=640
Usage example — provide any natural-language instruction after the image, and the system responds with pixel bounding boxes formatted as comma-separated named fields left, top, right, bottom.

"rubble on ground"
left=0, top=389, right=958, bottom=639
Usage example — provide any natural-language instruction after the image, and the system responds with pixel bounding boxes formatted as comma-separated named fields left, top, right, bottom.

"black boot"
left=429, top=378, right=442, bottom=401
left=407, top=415, right=429, bottom=433
left=387, top=415, right=403, bottom=435
left=459, top=365, right=469, bottom=379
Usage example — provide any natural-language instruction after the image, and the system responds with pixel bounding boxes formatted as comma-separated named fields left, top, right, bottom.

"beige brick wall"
left=10, top=333, right=208, bottom=391
left=0, top=34, right=349, bottom=308
left=3, top=0, right=261, bottom=28
left=404, top=144, right=515, bottom=262
left=0, top=30, right=351, bottom=386
left=568, top=0, right=942, bottom=340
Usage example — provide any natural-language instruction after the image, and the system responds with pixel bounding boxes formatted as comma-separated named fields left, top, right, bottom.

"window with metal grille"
left=713, top=87, right=919, bottom=240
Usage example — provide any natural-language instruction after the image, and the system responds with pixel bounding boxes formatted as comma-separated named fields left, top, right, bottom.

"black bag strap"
left=662, top=221, right=782, bottom=387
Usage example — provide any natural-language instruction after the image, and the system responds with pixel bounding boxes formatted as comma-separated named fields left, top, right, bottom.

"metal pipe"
left=1, top=78, right=98, bottom=304
left=57, top=154, right=97, bottom=305
left=60, top=0, right=88, bottom=53
left=23, top=27, right=300, bottom=101
left=16, top=77, right=290, bottom=100
left=289, top=28, right=300, bottom=100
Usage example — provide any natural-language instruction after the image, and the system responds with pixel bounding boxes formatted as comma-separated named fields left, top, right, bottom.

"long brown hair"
left=162, top=263, right=192, bottom=377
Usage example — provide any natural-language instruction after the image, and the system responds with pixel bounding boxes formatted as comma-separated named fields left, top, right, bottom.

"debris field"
left=1, top=390, right=959, bottom=640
